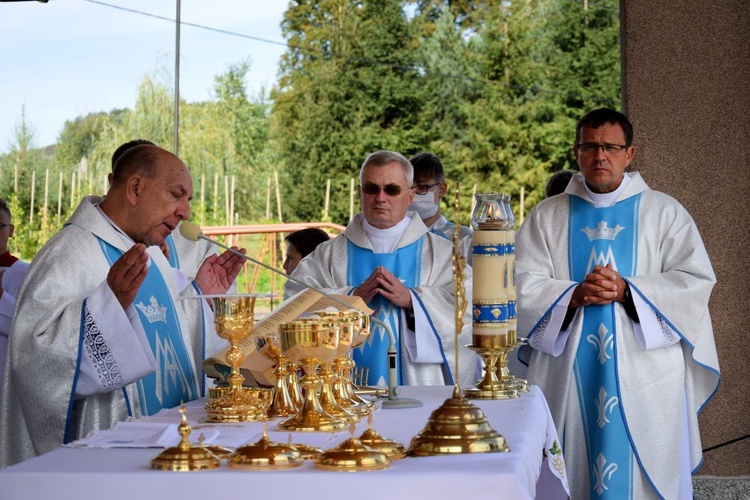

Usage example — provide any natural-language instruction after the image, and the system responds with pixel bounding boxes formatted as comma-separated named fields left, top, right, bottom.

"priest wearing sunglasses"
left=285, top=150, right=474, bottom=388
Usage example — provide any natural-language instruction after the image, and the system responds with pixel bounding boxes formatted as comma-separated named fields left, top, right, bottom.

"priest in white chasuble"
left=516, top=108, right=720, bottom=500
left=0, top=145, right=246, bottom=468
left=285, top=150, right=475, bottom=389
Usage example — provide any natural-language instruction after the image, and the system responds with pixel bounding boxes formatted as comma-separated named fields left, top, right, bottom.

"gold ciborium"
left=315, top=423, right=391, bottom=472
left=254, top=334, right=299, bottom=418
left=151, top=406, right=221, bottom=471
left=229, top=422, right=303, bottom=470
left=204, top=295, right=269, bottom=422
left=277, top=318, right=347, bottom=432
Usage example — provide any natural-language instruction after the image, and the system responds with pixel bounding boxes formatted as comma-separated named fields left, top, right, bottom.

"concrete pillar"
left=621, top=0, right=750, bottom=475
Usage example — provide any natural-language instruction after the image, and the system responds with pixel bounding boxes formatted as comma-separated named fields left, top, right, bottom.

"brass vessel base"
left=407, top=388, right=509, bottom=456
left=151, top=406, right=220, bottom=471
left=204, top=387, right=271, bottom=423
left=465, top=345, right=520, bottom=400
left=464, top=386, right=518, bottom=400
left=151, top=446, right=221, bottom=471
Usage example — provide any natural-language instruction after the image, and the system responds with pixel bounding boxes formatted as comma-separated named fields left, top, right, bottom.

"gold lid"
left=151, top=445, right=221, bottom=471
left=314, top=437, right=391, bottom=471
left=150, top=406, right=221, bottom=471
left=229, top=431, right=303, bottom=470
left=359, top=428, right=406, bottom=460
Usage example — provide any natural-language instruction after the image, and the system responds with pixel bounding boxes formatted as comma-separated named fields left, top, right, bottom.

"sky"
left=0, top=0, right=290, bottom=154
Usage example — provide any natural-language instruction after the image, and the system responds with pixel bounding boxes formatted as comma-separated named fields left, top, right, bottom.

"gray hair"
left=359, top=150, right=413, bottom=187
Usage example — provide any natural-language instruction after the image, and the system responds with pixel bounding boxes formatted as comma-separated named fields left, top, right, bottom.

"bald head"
left=102, top=145, right=193, bottom=246
left=110, top=144, right=161, bottom=187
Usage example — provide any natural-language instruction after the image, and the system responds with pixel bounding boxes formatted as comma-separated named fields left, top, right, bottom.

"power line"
left=83, top=0, right=288, bottom=48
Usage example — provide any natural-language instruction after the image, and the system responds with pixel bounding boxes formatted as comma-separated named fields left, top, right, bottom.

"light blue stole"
left=568, top=194, right=641, bottom=498
left=98, top=240, right=199, bottom=416
left=348, top=239, right=422, bottom=386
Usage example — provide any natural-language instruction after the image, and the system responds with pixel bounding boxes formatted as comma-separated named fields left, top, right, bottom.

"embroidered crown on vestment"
left=581, top=221, right=625, bottom=241
left=136, top=295, right=168, bottom=324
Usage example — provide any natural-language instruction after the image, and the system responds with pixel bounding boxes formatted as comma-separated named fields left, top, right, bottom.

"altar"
left=0, top=386, right=569, bottom=500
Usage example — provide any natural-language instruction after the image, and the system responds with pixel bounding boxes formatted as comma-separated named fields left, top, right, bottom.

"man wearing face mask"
left=408, top=153, right=473, bottom=264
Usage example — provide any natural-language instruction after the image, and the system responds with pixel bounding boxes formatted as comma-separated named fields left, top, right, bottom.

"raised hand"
left=194, top=247, right=247, bottom=294
left=107, top=244, right=149, bottom=309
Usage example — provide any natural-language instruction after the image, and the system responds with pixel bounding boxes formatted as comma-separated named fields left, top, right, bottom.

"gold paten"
left=408, top=185, right=509, bottom=456
left=277, top=319, right=347, bottom=432
left=358, top=414, right=406, bottom=460
left=205, top=296, right=269, bottom=422
left=229, top=423, right=303, bottom=470
left=151, top=406, right=221, bottom=471
left=315, top=423, right=391, bottom=472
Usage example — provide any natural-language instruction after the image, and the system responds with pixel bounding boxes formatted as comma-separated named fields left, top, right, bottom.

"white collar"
left=362, top=216, right=411, bottom=253
left=582, top=173, right=631, bottom=208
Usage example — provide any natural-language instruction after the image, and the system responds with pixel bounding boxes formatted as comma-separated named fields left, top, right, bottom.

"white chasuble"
left=0, top=196, right=207, bottom=468
left=516, top=173, right=720, bottom=500
left=285, top=213, right=475, bottom=388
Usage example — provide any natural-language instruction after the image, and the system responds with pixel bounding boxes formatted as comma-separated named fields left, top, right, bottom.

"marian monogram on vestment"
left=581, top=221, right=626, bottom=274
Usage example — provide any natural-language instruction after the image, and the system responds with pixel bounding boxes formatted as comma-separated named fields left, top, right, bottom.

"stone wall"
left=621, top=0, right=750, bottom=476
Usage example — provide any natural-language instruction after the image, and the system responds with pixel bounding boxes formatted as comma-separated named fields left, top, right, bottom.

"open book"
left=202, top=288, right=373, bottom=386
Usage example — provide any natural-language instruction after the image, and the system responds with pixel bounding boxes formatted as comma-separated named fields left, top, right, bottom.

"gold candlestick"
left=408, top=184, right=509, bottom=456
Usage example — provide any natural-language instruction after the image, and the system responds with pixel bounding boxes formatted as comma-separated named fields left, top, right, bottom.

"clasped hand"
left=352, top=266, right=412, bottom=309
left=571, top=264, right=626, bottom=307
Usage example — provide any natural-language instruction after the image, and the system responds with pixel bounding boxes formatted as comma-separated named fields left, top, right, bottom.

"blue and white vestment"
left=516, top=173, right=719, bottom=500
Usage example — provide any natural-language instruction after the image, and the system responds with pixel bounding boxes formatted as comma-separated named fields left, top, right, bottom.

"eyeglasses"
left=577, top=143, right=629, bottom=156
left=0, top=223, right=12, bottom=229
left=360, top=183, right=412, bottom=197
left=414, top=182, right=441, bottom=195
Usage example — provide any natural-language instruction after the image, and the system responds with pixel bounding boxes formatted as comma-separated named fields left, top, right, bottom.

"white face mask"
left=409, top=192, right=439, bottom=219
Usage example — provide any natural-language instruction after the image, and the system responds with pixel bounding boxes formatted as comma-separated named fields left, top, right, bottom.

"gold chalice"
left=335, top=312, right=374, bottom=413
left=204, top=295, right=269, bottom=422
left=313, top=311, right=360, bottom=422
left=254, top=334, right=299, bottom=418
left=277, top=318, right=347, bottom=432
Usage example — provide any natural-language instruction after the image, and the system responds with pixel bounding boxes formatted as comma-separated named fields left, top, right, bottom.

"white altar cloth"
left=0, top=386, right=568, bottom=500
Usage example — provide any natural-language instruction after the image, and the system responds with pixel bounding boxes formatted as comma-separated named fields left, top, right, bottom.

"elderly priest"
left=0, top=145, right=245, bottom=468
left=285, top=150, right=474, bottom=388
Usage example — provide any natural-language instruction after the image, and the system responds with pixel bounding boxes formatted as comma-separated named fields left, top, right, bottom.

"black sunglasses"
left=360, top=183, right=412, bottom=196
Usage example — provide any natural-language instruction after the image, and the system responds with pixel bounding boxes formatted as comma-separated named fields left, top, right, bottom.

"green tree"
left=272, top=0, right=424, bottom=224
